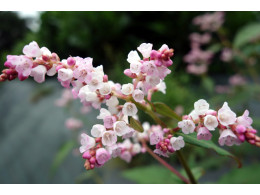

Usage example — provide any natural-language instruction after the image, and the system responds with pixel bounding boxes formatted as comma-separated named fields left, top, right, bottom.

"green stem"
left=176, top=151, right=197, bottom=184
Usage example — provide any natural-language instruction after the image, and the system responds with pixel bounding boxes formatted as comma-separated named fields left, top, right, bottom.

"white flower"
left=156, top=80, right=166, bottom=94
left=137, top=43, right=153, bottom=58
left=189, top=110, right=199, bottom=121
left=132, top=143, right=142, bottom=154
left=40, top=47, right=51, bottom=56
left=97, top=108, right=111, bottom=119
left=170, top=136, right=185, bottom=151
left=79, top=133, right=96, bottom=153
left=91, top=124, right=106, bottom=137
left=132, top=89, right=144, bottom=102
left=122, top=102, right=138, bottom=116
left=23, top=41, right=42, bottom=58
left=58, top=68, right=73, bottom=81
left=178, top=120, right=195, bottom=134
left=108, top=106, right=119, bottom=115
left=87, top=72, right=103, bottom=91
left=127, top=50, right=141, bottom=64
left=113, top=121, right=129, bottom=136
left=121, top=83, right=134, bottom=95
left=30, top=65, right=47, bottom=83
left=194, top=99, right=209, bottom=115
left=130, top=62, right=142, bottom=74
left=106, top=96, right=119, bottom=107
left=218, top=102, right=236, bottom=126
left=47, top=64, right=57, bottom=76
left=204, top=115, right=218, bottom=131
left=102, top=131, right=117, bottom=146
left=146, top=76, right=160, bottom=86
left=99, top=82, right=111, bottom=95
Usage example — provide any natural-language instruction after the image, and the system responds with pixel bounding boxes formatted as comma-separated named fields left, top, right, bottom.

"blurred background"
left=0, top=11, right=260, bottom=184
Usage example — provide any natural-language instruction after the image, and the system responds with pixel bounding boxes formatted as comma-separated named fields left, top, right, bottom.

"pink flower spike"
left=96, top=148, right=111, bottom=165
left=23, top=41, right=42, bottom=58
left=197, top=127, right=212, bottom=141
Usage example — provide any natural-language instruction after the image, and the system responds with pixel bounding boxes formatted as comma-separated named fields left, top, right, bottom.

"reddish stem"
left=141, top=140, right=190, bottom=184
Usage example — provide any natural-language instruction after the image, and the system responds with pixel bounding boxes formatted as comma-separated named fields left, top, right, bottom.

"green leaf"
left=153, top=102, right=182, bottom=121
left=202, top=76, right=214, bottom=94
left=129, top=117, right=144, bottom=132
left=176, top=133, right=242, bottom=168
left=122, top=165, right=204, bottom=184
left=50, top=140, right=76, bottom=177
left=233, top=23, right=260, bottom=48
left=207, top=43, right=222, bottom=53
left=218, top=164, right=260, bottom=184
left=122, top=165, right=183, bottom=184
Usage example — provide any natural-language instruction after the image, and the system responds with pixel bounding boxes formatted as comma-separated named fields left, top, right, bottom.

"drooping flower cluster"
left=184, top=12, right=228, bottom=75
left=178, top=99, right=260, bottom=147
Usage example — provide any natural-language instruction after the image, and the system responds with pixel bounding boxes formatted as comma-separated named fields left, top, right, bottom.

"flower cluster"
left=1, top=40, right=259, bottom=174
left=178, top=99, right=260, bottom=147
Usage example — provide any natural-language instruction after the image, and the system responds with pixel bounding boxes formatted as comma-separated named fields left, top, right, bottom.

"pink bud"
left=238, top=134, right=245, bottom=142
left=167, top=145, right=175, bottom=153
left=42, top=55, right=50, bottom=61
left=104, top=94, right=111, bottom=99
left=67, top=57, right=76, bottom=66
left=90, top=164, right=95, bottom=169
left=124, top=69, right=137, bottom=78
left=163, top=128, right=170, bottom=133
left=236, top=125, right=246, bottom=134
left=103, top=75, right=108, bottom=82
left=82, top=151, right=91, bottom=159
left=165, top=139, right=170, bottom=144
left=249, top=140, right=255, bottom=145
left=89, top=157, right=96, bottom=164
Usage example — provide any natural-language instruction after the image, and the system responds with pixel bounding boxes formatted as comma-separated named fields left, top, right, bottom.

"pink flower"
left=15, top=56, right=33, bottom=77
left=221, top=48, right=233, bottom=62
left=96, top=148, right=111, bottom=165
left=23, top=41, right=42, bottom=58
left=103, top=116, right=116, bottom=129
left=137, top=43, right=153, bottom=58
left=197, top=127, right=212, bottom=140
left=91, top=124, right=106, bottom=137
left=153, top=149, right=169, bottom=158
left=120, top=151, right=132, bottom=163
left=178, top=120, right=195, bottom=134
left=79, top=133, right=96, bottom=153
left=218, top=129, right=240, bottom=146
left=122, top=102, right=138, bottom=116
left=237, top=110, right=253, bottom=128
left=58, top=68, right=73, bottom=81
left=65, top=118, right=83, bottom=130
left=149, top=130, right=163, bottom=145
left=229, top=74, right=246, bottom=86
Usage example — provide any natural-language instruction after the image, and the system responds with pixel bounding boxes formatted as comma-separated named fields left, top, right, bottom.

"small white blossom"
left=170, top=136, right=185, bottom=151
left=194, top=99, right=209, bottom=115
left=91, top=124, right=106, bottom=137
left=58, top=68, right=73, bottom=81
left=204, top=115, right=218, bottom=130
left=178, top=120, right=195, bottom=134
left=79, top=133, right=96, bottom=153
left=130, top=62, right=142, bottom=74
left=127, top=50, right=141, bottom=64
left=218, top=102, right=236, bottom=126
left=106, top=96, right=119, bottom=107
left=137, top=43, right=153, bottom=58
left=121, top=83, right=134, bottom=95
left=113, top=121, right=129, bottom=136
left=30, top=65, right=47, bottom=83
left=122, top=102, right=138, bottom=116
left=132, top=89, right=144, bottom=102
left=102, top=131, right=117, bottom=146
left=99, top=82, right=111, bottom=95
left=219, top=129, right=240, bottom=146
left=146, top=76, right=160, bottom=86
left=189, top=110, right=199, bottom=121
left=97, top=108, right=111, bottom=119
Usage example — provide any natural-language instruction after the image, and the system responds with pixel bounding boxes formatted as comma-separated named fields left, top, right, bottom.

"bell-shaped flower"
left=178, top=120, right=195, bottom=134
left=96, top=148, right=111, bottom=165
left=23, top=41, right=42, bottom=58
left=197, top=127, right=212, bottom=140
left=170, top=136, right=185, bottom=151
left=122, top=102, right=138, bottom=116
left=218, top=102, right=236, bottom=126
left=204, top=115, right=218, bottom=130
left=218, top=129, right=240, bottom=146
left=79, top=133, right=96, bottom=153
left=194, top=99, right=209, bottom=115
left=137, top=43, right=153, bottom=58
left=102, top=130, right=117, bottom=146
left=91, top=124, right=106, bottom=137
